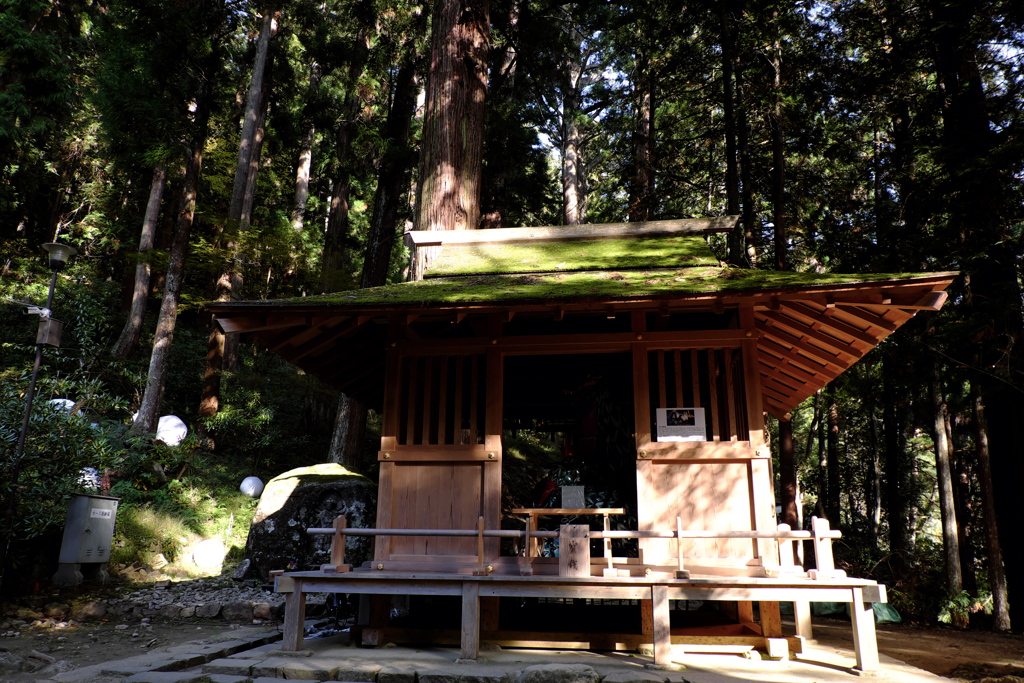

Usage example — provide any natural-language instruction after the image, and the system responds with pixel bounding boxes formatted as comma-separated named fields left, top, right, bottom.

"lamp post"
left=0, top=242, right=77, bottom=589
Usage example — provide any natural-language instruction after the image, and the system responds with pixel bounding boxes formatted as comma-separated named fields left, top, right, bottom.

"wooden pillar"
left=375, top=322, right=403, bottom=560
left=850, top=586, right=880, bottom=671
left=651, top=584, right=671, bottom=666
left=460, top=581, right=481, bottom=660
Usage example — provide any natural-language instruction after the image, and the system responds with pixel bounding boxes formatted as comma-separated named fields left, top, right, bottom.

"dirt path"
left=810, top=618, right=1024, bottom=680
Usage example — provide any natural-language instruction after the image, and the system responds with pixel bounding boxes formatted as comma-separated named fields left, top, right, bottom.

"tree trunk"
left=970, top=379, right=1010, bottom=631
left=112, top=163, right=166, bottom=360
left=769, top=18, right=786, bottom=271
left=867, top=399, right=882, bottom=542
left=322, top=34, right=370, bottom=293
left=290, top=64, right=320, bottom=232
left=778, top=415, right=798, bottom=529
left=735, top=68, right=756, bottom=266
left=132, top=64, right=217, bottom=436
left=931, top=0, right=1023, bottom=625
left=883, top=353, right=910, bottom=575
left=228, top=6, right=277, bottom=232
left=238, top=89, right=268, bottom=233
left=930, top=361, right=964, bottom=607
left=628, top=49, right=653, bottom=223
left=198, top=271, right=241, bottom=421
left=204, top=6, right=277, bottom=413
left=361, top=53, right=419, bottom=289
left=719, top=0, right=742, bottom=265
left=825, top=387, right=841, bottom=525
left=411, top=0, right=490, bottom=279
left=326, top=393, right=368, bottom=471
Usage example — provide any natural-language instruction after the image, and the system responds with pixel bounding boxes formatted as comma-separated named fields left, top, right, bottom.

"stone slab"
left=378, top=664, right=418, bottom=683
left=204, top=657, right=256, bottom=675
left=601, top=671, right=668, bottom=683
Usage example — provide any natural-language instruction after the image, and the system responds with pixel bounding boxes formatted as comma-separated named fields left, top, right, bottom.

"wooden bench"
left=274, top=516, right=886, bottom=671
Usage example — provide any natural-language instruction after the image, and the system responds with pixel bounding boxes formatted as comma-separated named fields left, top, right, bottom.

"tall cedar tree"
left=411, top=0, right=490, bottom=278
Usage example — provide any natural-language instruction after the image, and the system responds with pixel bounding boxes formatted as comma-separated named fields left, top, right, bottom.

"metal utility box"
left=53, top=494, right=119, bottom=586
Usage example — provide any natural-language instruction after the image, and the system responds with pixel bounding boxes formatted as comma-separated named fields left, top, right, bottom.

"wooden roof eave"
left=206, top=272, right=956, bottom=416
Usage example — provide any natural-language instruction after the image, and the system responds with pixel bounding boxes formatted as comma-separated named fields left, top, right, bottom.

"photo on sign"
left=656, top=407, right=707, bottom=442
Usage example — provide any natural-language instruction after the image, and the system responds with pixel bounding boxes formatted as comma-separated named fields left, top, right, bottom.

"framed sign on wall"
left=656, top=407, right=706, bottom=442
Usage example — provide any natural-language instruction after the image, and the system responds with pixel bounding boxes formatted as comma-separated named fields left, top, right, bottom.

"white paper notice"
left=656, top=407, right=707, bottom=442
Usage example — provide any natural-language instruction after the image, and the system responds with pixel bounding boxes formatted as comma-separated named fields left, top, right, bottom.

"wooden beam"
left=397, top=329, right=752, bottom=354
left=755, top=323, right=848, bottom=368
left=758, top=312, right=863, bottom=359
left=831, top=305, right=899, bottom=332
left=784, top=302, right=879, bottom=346
left=404, top=217, right=739, bottom=247
left=215, top=314, right=307, bottom=335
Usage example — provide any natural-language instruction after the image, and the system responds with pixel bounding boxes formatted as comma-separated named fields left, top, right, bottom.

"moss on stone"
left=426, top=235, right=719, bottom=277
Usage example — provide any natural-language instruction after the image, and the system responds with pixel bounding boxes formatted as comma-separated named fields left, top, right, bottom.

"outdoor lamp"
left=0, top=241, right=77, bottom=589
left=42, top=242, right=77, bottom=271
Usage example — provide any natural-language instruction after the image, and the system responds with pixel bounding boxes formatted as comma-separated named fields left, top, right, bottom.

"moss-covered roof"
left=426, top=235, right=719, bottom=277
left=221, top=265, right=944, bottom=310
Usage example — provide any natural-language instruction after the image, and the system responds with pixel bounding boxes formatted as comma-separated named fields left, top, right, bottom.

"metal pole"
left=0, top=269, right=58, bottom=589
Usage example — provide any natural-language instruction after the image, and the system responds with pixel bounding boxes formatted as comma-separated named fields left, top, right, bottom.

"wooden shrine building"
left=208, top=218, right=955, bottom=670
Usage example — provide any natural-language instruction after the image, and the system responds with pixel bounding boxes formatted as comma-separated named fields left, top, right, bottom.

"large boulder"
left=244, top=464, right=375, bottom=580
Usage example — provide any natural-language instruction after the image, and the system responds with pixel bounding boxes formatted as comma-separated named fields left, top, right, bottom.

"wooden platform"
left=274, top=569, right=886, bottom=671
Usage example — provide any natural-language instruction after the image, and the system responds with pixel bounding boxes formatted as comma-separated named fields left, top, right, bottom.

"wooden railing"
left=306, top=515, right=843, bottom=581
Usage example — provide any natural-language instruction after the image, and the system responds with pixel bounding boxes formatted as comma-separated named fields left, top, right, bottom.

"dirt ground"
left=1, top=615, right=1023, bottom=681
left=0, top=616, right=250, bottom=681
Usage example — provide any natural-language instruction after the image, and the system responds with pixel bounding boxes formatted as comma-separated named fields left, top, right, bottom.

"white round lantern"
left=240, top=476, right=264, bottom=498
left=156, top=415, right=188, bottom=446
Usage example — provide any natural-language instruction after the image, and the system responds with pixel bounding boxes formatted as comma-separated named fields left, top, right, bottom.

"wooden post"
left=794, top=600, right=813, bottom=641
left=651, top=584, right=671, bottom=666
left=675, top=516, right=690, bottom=578
left=460, top=581, right=481, bottom=660
left=280, top=579, right=306, bottom=651
left=809, top=516, right=846, bottom=579
left=321, top=515, right=350, bottom=573
left=850, top=586, right=880, bottom=671
left=472, top=516, right=491, bottom=575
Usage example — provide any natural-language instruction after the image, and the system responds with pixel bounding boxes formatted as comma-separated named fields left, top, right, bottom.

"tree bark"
left=628, top=49, right=653, bottom=223
left=883, top=353, right=910, bottom=575
left=825, top=386, right=841, bottom=525
left=735, top=68, right=756, bottom=266
left=411, top=0, right=490, bottom=279
left=228, top=6, right=277, bottom=232
left=970, top=379, right=1010, bottom=631
left=111, top=163, right=166, bottom=360
left=930, top=361, right=964, bottom=605
left=769, top=17, right=787, bottom=271
left=290, top=64, right=320, bottom=232
left=778, top=415, right=798, bottom=529
left=361, top=53, right=419, bottom=289
left=326, top=392, right=368, bottom=471
left=321, top=34, right=370, bottom=293
left=132, top=63, right=217, bottom=436
left=719, top=0, right=742, bottom=265
left=867, top=398, right=882, bottom=542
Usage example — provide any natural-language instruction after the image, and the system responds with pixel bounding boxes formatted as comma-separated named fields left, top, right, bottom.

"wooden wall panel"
left=637, top=460, right=754, bottom=564
left=389, top=462, right=482, bottom=556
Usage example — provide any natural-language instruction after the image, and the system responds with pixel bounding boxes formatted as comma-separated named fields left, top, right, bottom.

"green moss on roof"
left=238, top=267, right=935, bottom=309
left=426, top=235, right=719, bottom=277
